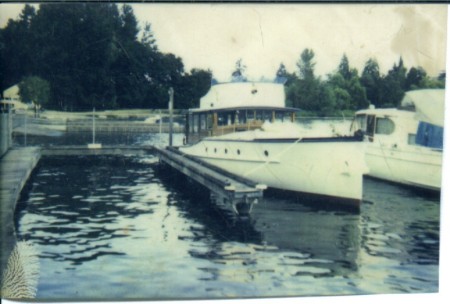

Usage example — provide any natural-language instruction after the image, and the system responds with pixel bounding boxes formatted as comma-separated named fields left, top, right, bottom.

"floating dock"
left=66, top=120, right=184, bottom=133
left=155, top=146, right=266, bottom=216
left=41, top=145, right=154, bottom=156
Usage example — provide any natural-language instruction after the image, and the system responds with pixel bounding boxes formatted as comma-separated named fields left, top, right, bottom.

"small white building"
left=2, top=85, right=28, bottom=110
left=3, top=85, right=20, bottom=101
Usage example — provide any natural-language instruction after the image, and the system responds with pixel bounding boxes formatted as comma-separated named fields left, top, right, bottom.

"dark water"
left=14, top=133, right=440, bottom=300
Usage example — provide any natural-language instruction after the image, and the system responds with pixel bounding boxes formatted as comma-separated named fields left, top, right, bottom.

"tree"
left=327, top=55, right=369, bottom=111
left=379, top=57, right=407, bottom=107
left=287, top=49, right=336, bottom=115
left=296, top=49, right=316, bottom=80
left=0, top=4, right=37, bottom=90
left=405, top=67, right=427, bottom=90
left=119, top=4, right=139, bottom=40
left=338, top=54, right=352, bottom=80
left=18, top=76, right=50, bottom=116
left=361, top=58, right=382, bottom=107
left=140, top=22, right=157, bottom=50
left=231, top=59, right=247, bottom=82
left=275, top=63, right=297, bottom=85
left=173, top=69, right=212, bottom=109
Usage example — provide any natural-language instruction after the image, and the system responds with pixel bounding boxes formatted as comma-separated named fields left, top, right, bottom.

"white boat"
left=178, top=82, right=368, bottom=209
left=351, top=89, right=444, bottom=191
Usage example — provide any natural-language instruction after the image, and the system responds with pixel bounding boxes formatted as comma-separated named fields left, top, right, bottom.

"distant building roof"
left=3, top=85, right=20, bottom=101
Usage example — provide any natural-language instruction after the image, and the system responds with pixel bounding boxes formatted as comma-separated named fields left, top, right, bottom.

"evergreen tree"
left=231, top=59, right=247, bottom=82
left=275, top=63, right=297, bottom=85
left=379, top=58, right=407, bottom=107
left=338, top=54, right=352, bottom=80
left=0, top=5, right=37, bottom=89
left=327, top=55, right=368, bottom=111
left=0, top=3, right=210, bottom=110
left=361, top=58, right=382, bottom=107
left=289, top=49, right=335, bottom=115
left=296, top=49, right=316, bottom=80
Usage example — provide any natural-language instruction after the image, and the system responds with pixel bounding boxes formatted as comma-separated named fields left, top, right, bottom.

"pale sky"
left=0, top=3, right=447, bottom=81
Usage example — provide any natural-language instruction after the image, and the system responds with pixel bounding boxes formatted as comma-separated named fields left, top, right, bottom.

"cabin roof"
left=401, top=89, right=445, bottom=127
left=197, top=82, right=286, bottom=111
left=357, top=89, right=445, bottom=127
left=189, top=105, right=298, bottom=114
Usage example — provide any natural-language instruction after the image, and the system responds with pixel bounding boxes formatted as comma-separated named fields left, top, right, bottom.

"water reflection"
left=158, top=166, right=361, bottom=286
left=14, top=151, right=440, bottom=299
left=17, top=155, right=162, bottom=266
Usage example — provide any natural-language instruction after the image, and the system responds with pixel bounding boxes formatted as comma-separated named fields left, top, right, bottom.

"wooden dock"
left=155, top=147, right=266, bottom=216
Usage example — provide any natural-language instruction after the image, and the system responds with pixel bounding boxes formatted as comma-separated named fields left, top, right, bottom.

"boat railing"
left=212, top=120, right=264, bottom=136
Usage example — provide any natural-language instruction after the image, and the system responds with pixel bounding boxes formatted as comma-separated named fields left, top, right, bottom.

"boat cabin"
left=185, top=82, right=297, bottom=145
left=185, top=107, right=296, bottom=144
left=351, top=90, right=444, bottom=150
left=351, top=108, right=443, bottom=150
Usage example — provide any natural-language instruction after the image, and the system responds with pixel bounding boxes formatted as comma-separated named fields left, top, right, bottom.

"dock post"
left=92, top=107, right=95, bottom=144
left=159, top=109, right=162, bottom=135
left=88, top=107, right=101, bottom=149
left=168, top=87, right=174, bottom=147
left=24, top=113, right=27, bottom=147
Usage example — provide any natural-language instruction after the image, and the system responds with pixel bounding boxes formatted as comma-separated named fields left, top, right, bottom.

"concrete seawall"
left=0, top=113, right=13, bottom=157
left=0, top=147, right=41, bottom=281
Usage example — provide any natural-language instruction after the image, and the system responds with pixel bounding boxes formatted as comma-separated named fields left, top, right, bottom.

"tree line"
left=275, top=49, right=445, bottom=116
left=1, top=4, right=445, bottom=114
left=0, top=3, right=212, bottom=111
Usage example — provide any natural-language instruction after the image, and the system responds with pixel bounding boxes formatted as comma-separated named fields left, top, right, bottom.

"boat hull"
left=365, top=144, right=442, bottom=191
left=179, top=137, right=367, bottom=207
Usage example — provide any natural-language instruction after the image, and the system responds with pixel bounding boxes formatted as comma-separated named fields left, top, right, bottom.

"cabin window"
left=217, top=111, right=235, bottom=126
left=193, top=114, right=199, bottom=132
left=263, top=111, right=272, bottom=122
left=217, top=112, right=226, bottom=126
left=353, top=115, right=367, bottom=132
left=274, top=111, right=291, bottom=122
left=408, top=134, right=416, bottom=145
left=375, top=117, right=395, bottom=135
left=200, top=114, right=206, bottom=130
left=366, top=115, right=375, bottom=137
left=186, top=114, right=194, bottom=133
left=247, top=110, right=256, bottom=122
left=237, top=110, right=246, bottom=124
left=255, top=110, right=263, bottom=121
left=207, top=114, right=213, bottom=130
left=227, top=113, right=233, bottom=125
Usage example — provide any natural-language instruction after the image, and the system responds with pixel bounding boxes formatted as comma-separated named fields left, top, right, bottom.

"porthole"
left=225, top=148, right=228, bottom=154
left=237, top=149, right=241, bottom=155
left=264, top=150, right=269, bottom=157
left=205, top=147, right=208, bottom=152
left=214, top=148, right=217, bottom=153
